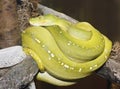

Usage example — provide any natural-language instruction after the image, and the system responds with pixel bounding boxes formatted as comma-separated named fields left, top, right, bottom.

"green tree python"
left=21, top=14, right=112, bottom=86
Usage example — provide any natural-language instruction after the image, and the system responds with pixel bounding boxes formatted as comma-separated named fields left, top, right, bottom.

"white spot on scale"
left=67, top=43, right=71, bottom=46
left=67, top=41, right=72, bottom=46
left=90, top=67, right=93, bottom=70
left=34, top=38, right=41, bottom=43
left=105, top=49, right=108, bottom=53
left=105, top=55, right=108, bottom=59
left=64, top=64, right=69, bottom=69
left=70, top=67, right=74, bottom=70
left=61, top=62, right=64, bottom=66
left=48, top=57, right=52, bottom=60
left=42, top=45, right=45, bottom=48
left=94, top=64, right=98, bottom=67
left=59, top=31, right=62, bottom=34
left=79, top=68, right=82, bottom=72
left=22, top=30, right=26, bottom=33
left=47, top=50, right=51, bottom=53
left=50, top=53, right=55, bottom=57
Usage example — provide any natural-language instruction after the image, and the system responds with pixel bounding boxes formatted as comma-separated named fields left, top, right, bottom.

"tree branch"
left=97, top=42, right=120, bottom=83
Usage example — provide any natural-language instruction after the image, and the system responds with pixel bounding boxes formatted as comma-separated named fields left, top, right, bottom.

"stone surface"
left=0, top=46, right=38, bottom=89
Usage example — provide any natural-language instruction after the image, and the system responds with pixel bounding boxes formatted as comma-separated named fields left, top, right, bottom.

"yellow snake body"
left=22, top=14, right=112, bottom=86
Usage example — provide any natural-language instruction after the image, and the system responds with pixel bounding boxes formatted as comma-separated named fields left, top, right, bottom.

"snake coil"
left=22, top=14, right=112, bottom=86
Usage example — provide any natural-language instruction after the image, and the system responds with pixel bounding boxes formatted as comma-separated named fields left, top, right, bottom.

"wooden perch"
left=97, top=42, right=120, bottom=83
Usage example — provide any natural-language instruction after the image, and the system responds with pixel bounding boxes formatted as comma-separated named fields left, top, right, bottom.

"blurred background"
left=35, top=0, right=120, bottom=89
left=41, top=0, right=120, bottom=41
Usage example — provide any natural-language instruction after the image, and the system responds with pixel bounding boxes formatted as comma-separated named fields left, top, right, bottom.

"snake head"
left=29, top=14, right=71, bottom=31
left=29, top=14, right=57, bottom=26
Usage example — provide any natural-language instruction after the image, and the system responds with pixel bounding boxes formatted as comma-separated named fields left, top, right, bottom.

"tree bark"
left=0, top=0, right=20, bottom=48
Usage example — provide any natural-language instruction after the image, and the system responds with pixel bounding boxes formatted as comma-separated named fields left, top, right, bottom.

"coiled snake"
left=22, top=14, right=112, bottom=86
